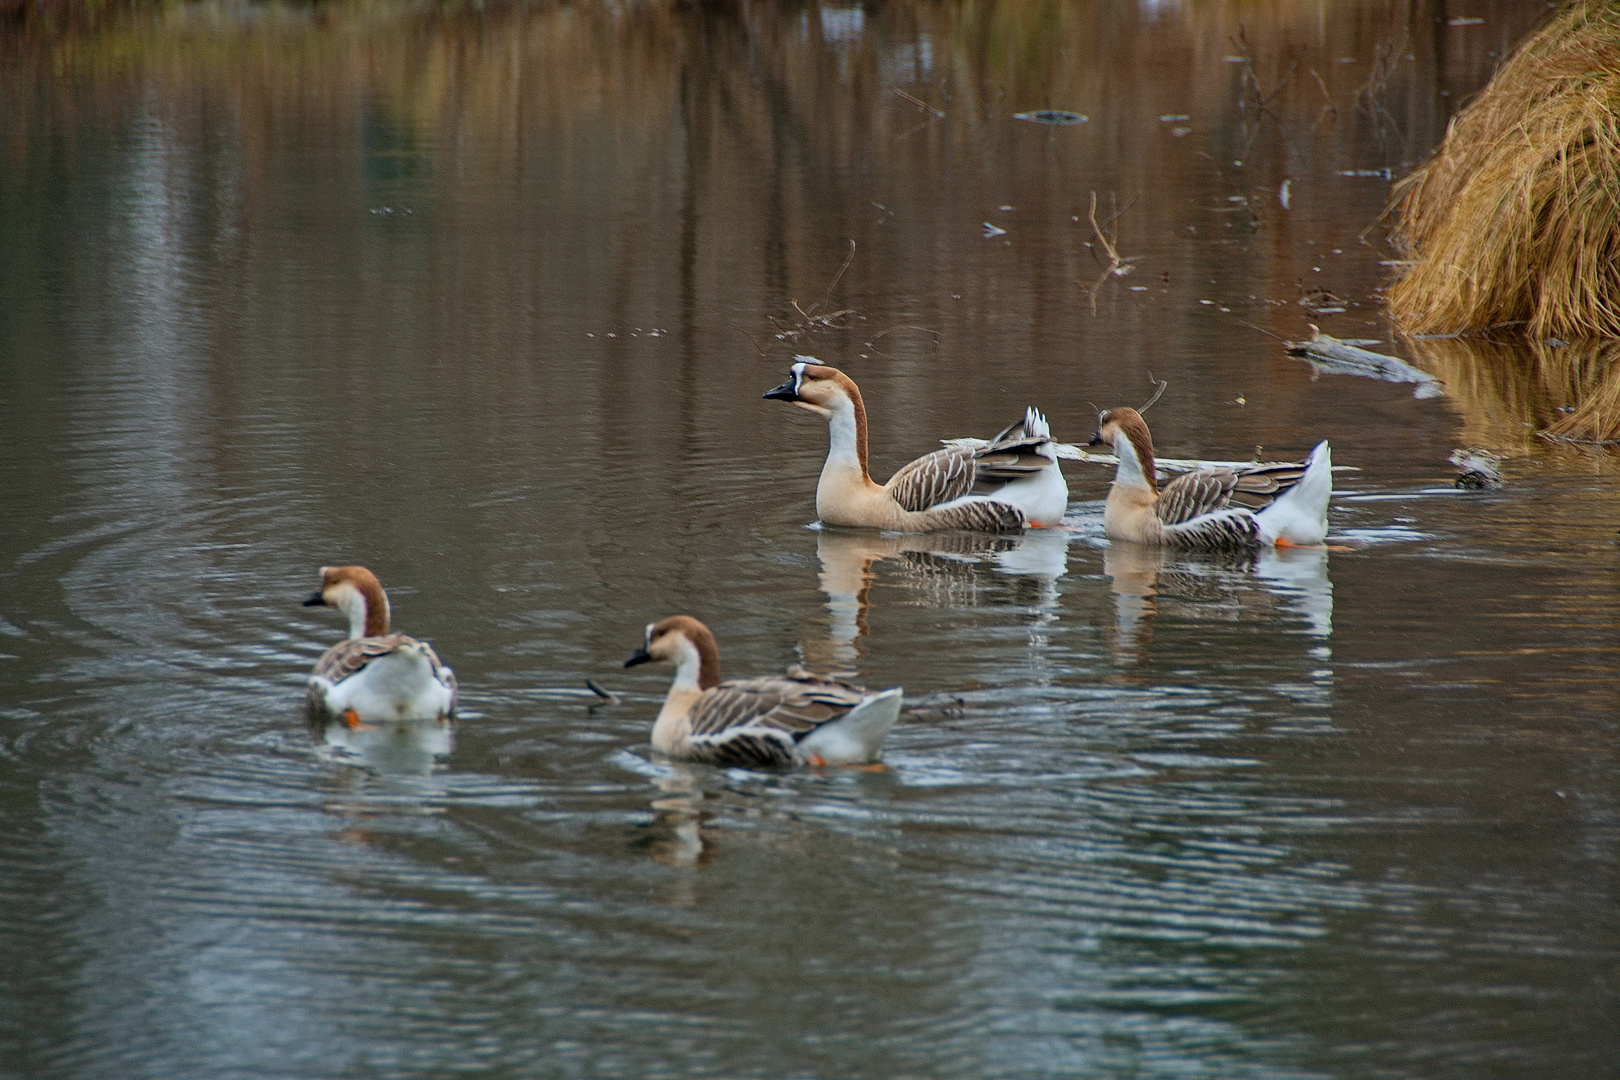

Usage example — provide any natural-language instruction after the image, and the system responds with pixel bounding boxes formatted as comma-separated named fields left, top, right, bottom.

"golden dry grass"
left=1386, top=0, right=1620, bottom=341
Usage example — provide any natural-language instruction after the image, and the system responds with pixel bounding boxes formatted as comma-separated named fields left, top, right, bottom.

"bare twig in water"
left=864, top=324, right=940, bottom=357
left=1357, top=30, right=1408, bottom=144
left=1231, top=29, right=1297, bottom=124
left=1080, top=191, right=1139, bottom=310
left=1233, top=317, right=1290, bottom=343
left=1138, top=374, right=1168, bottom=413
left=585, top=679, right=621, bottom=705
left=815, top=239, right=857, bottom=314
left=1310, top=68, right=1338, bottom=125
left=731, top=321, right=767, bottom=357
left=1097, top=193, right=1141, bottom=235
left=891, top=88, right=945, bottom=118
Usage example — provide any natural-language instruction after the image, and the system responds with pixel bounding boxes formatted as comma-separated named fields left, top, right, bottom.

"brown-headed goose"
left=764, top=360, right=1068, bottom=532
left=623, top=616, right=902, bottom=768
left=1088, top=406, right=1332, bottom=549
left=303, top=565, right=457, bottom=724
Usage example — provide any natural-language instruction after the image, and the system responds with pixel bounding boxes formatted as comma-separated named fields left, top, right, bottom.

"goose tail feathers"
left=794, top=687, right=903, bottom=765
left=1257, top=441, right=1332, bottom=546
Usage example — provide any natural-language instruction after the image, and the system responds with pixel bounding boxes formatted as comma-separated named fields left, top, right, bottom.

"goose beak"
left=762, top=376, right=800, bottom=402
left=624, top=646, right=653, bottom=669
left=1087, top=432, right=1106, bottom=447
left=303, top=591, right=326, bottom=607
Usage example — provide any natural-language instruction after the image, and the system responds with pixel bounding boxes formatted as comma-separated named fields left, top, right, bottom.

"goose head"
left=304, top=565, right=391, bottom=639
left=763, top=360, right=860, bottom=421
left=624, top=615, right=721, bottom=690
left=1088, top=407, right=1158, bottom=489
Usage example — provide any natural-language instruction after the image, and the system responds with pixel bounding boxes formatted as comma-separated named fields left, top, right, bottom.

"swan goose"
left=303, top=565, right=457, bottom=725
left=1088, top=407, right=1333, bottom=549
left=764, top=360, right=1068, bottom=532
left=623, top=615, right=903, bottom=767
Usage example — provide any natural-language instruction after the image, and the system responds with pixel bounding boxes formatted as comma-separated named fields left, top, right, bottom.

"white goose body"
left=765, top=360, right=1068, bottom=532
left=304, top=565, right=457, bottom=723
left=1090, top=408, right=1332, bottom=549
left=624, top=616, right=902, bottom=768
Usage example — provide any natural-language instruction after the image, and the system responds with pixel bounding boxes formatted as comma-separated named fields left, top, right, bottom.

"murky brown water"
left=3, top=1, right=1616, bottom=1077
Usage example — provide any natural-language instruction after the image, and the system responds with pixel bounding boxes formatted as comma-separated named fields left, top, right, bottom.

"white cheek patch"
left=327, top=583, right=369, bottom=638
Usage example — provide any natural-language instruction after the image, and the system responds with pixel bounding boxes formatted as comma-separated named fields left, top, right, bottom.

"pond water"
left=2, top=2, right=1615, bottom=1077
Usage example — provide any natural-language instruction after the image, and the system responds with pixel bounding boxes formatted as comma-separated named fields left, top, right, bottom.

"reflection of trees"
left=2, top=0, right=1544, bottom=364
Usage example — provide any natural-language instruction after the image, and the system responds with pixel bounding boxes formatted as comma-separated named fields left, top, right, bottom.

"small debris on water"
left=585, top=679, right=622, bottom=705
left=1338, top=168, right=1394, bottom=179
left=1450, top=448, right=1503, bottom=489
left=1447, top=17, right=1484, bottom=26
left=1013, top=110, right=1087, bottom=125
left=1158, top=114, right=1190, bottom=122
left=982, top=222, right=1007, bottom=238
left=1298, top=285, right=1346, bottom=311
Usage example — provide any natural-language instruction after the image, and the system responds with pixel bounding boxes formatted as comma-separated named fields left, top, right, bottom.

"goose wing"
left=1160, top=508, right=1262, bottom=549
left=969, top=410, right=1057, bottom=485
left=1225, top=461, right=1310, bottom=512
left=307, top=634, right=456, bottom=712
left=1157, top=460, right=1313, bottom=522
left=889, top=411, right=1055, bottom=512
left=886, top=447, right=978, bottom=512
left=312, top=633, right=416, bottom=685
left=683, top=672, right=875, bottom=767
left=1156, top=469, right=1241, bottom=525
left=912, top=500, right=1028, bottom=532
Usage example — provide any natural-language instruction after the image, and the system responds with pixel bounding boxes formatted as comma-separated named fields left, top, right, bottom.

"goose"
left=763, top=360, right=1068, bottom=532
left=1088, top=406, right=1332, bottom=549
left=623, top=615, right=903, bottom=767
left=303, top=565, right=457, bottom=725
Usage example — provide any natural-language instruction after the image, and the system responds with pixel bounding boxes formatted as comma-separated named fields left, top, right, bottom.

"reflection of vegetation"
left=1387, top=1, right=1620, bottom=339
left=1406, top=335, right=1620, bottom=446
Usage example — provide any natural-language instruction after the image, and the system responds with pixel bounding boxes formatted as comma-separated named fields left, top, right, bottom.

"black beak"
left=1087, top=433, right=1105, bottom=447
left=762, top=376, right=800, bottom=402
left=303, top=590, right=326, bottom=607
left=624, top=647, right=653, bottom=669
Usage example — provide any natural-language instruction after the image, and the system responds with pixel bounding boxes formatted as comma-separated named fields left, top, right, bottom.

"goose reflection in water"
left=811, top=526, right=1071, bottom=668
left=638, top=764, right=714, bottom=879
left=1103, top=542, right=1333, bottom=663
left=311, top=714, right=453, bottom=778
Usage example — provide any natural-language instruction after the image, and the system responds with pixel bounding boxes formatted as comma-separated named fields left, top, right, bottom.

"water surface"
left=2, top=2, right=1616, bottom=1078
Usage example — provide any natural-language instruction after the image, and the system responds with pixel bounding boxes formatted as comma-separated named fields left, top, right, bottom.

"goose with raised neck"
left=763, top=359, right=1068, bottom=533
left=303, top=565, right=457, bottom=725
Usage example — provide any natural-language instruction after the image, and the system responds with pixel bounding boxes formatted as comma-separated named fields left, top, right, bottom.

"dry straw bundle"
left=1386, top=1, right=1620, bottom=341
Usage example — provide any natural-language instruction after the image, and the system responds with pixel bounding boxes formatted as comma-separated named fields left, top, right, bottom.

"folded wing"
left=683, top=672, right=877, bottom=767
left=307, top=634, right=457, bottom=713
